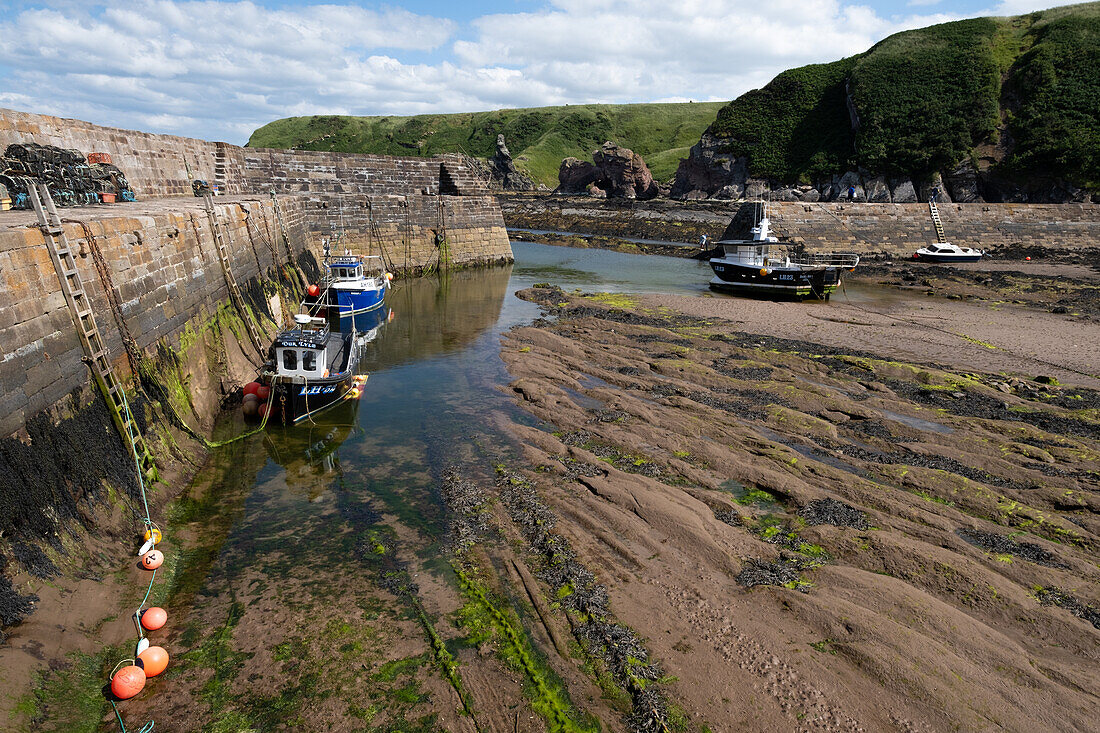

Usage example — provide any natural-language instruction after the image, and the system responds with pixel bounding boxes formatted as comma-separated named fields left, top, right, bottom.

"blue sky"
left=0, top=0, right=1087, bottom=144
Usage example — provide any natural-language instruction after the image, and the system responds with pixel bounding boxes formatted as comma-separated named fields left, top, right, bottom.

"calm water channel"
left=207, top=240, right=713, bottom=530
left=173, top=242, right=712, bottom=615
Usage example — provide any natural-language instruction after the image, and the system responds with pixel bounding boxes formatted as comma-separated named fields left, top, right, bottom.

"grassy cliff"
left=708, top=2, right=1100, bottom=189
left=247, top=102, right=725, bottom=186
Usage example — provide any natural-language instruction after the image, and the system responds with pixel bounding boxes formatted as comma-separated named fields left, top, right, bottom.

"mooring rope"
left=112, top=385, right=158, bottom=733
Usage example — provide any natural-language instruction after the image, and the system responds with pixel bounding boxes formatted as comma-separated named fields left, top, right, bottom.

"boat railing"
left=789, top=252, right=861, bottom=268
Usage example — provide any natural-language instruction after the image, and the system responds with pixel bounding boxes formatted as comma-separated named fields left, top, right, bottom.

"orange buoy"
left=141, top=607, right=167, bottom=631
left=308, top=284, right=320, bottom=297
left=243, top=381, right=261, bottom=397
left=384, top=272, right=393, bottom=282
left=256, top=385, right=271, bottom=401
left=141, top=550, right=164, bottom=570
left=348, top=388, right=360, bottom=400
left=110, top=665, right=146, bottom=700
left=1025, top=256, right=1032, bottom=261
left=143, top=527, right=162, bottom=544
left=759, top=268, right=769, bottom=276
left=138, top=646, right=169, bottom=677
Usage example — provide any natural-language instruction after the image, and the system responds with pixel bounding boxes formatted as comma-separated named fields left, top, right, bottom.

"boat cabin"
left=326, top=257, right=364, bottom=282
left=271, top=315, right=335, bottom=381
left=716, top=241, right=788, bottom=268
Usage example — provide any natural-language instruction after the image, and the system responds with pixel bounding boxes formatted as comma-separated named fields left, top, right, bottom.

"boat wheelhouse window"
left=282, top=349, right=297, bottom=370
left=302, top=350, right=318, bottom=372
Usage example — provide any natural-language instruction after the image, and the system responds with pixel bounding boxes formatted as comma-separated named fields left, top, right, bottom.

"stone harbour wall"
left=0, top=107, right=247, bottom=198
left=0, top=108, right=511, bottom=273
left=767, top=202, right=1100, bottom=255
left=0, top=196, right=309, bottom=439
left=242, top=148, right=509, bottom=271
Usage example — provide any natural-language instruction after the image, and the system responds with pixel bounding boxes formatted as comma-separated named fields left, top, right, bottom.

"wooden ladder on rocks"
left=928, top=199, right=948, bottom=244
left=28, top=183, right=157, bottom=482
left=202, top=193, right=266, bottom=354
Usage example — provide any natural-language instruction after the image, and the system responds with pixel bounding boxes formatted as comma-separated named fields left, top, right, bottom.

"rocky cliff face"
left=670, top=131, right=1096, bottom=204
left=557, top=141, right=661, bottom=200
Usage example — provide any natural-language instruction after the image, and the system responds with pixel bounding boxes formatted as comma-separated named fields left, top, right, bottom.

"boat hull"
left=270, top=373, right=359, bottom=425
left=914, top=253, right=983, bottom=263
left=333, top=286, right=386, bottom=317
left=708, top=261, right=840, bottom=300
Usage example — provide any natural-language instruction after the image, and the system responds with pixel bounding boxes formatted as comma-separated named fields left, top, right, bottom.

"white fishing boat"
left=913, top=242, right=985, bottom=263
left=708, top=203, right=859, bottom=300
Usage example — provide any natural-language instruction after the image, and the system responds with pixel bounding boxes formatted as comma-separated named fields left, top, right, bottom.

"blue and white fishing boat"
left=708, top=203, right=859, bottom=300
left=322, top=251, right=392, bottom=318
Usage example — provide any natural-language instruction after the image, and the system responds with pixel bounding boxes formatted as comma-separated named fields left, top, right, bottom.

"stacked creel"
left=0, top=143, right=137, bottom=208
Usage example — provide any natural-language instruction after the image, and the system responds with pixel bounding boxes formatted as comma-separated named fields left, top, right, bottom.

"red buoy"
left=243, top=381, right=261, bottom=397
left=308, top=284, right=320, bottom=297
left=110, top=665, right=146, bottom=700
left=141, top=607, right=167, bottom=631
left=138, top=646, right=169, bottom=677
left=1025, top=256, right=1032, bottom=261
left=256, top=385, right=271, bottom=401
left=141, top=550, right=164, bottom=570
left=257, top=403, right=269, bottom=420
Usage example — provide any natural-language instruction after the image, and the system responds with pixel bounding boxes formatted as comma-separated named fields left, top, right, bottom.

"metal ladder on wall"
left=928, top=199, right=948, bottom=243
left=270, top=190, right=292, bottom=262
left=202, top=193, right=266, bottom=354
left=28, top=182, right=157, bottom=481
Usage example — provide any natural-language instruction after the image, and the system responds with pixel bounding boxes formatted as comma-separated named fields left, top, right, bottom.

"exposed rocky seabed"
left=5, top=220, right=1099, bottom=731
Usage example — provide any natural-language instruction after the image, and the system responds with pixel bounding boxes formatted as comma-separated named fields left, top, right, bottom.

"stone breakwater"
left=0, top=196, right=308, bottom=440
left=0, top=107, right=512, bottom=273
left=501, top=194, right=1100, bottom=258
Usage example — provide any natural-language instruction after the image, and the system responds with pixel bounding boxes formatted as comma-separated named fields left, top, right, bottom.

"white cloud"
left=0, top=0, right=1042, bottom=144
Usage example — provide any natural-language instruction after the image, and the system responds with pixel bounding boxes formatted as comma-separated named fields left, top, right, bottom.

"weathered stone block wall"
left=0, top=107, right=247, bottom=198
left=241, top=148, right=486, bottom=197
left=244, top=147, right=509, bottom=271
left=0, top=109, right=511, bottom=273
left=767, top=202, right=1100, bottom=254
left=292, top=192, right=510, bottom=273
left=0, top=196, right=308, bottom=438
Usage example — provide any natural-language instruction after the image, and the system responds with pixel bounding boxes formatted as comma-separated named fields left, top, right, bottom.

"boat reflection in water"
left=359, top=266, right=513, bottom=371
left=262, top=399, right=360, bottom=500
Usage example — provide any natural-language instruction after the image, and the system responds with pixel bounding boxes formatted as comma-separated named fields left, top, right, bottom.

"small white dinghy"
left=913, top=242, right=985, bottom=263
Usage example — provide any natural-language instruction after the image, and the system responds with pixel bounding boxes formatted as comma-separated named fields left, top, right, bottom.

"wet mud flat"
left=856, top=257, right=1100, bottom=319
left=495, top=286, right=1100, bottom=731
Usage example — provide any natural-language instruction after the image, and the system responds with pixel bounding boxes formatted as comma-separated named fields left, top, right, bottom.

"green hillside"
left=709, top=2, right=1100, bottom=190
left=247, top=102, right=726, bottom=186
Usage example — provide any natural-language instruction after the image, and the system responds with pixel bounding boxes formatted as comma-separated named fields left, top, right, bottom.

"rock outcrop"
left=670, top=121, right=1095, bottom=204
left=557, top=141, right=660, bottom=200
left=488, top=134, right=535, bottom=191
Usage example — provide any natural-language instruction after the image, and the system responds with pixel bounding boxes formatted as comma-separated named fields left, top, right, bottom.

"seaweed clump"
left=736, top=556, right=813, bottom=592
left=496, top=468, right=671, bottom=731
left=799, top=498, right=870, bottom=530
left=1035, top=587, right=1100, bottom=630
left=957, top=528, right=1065, bottom=568
left=0, top=557, right=38, bottom=641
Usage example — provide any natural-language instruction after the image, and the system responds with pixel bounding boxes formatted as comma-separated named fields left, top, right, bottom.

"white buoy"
left=136, top=637, right=149, bottom=655
left=137, top=538, right=155, bottom=556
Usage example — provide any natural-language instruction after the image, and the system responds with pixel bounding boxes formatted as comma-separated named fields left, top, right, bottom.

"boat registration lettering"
left=299, top=385, right=338, bottom=396
left=776, top=274, right=794, bottom=281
